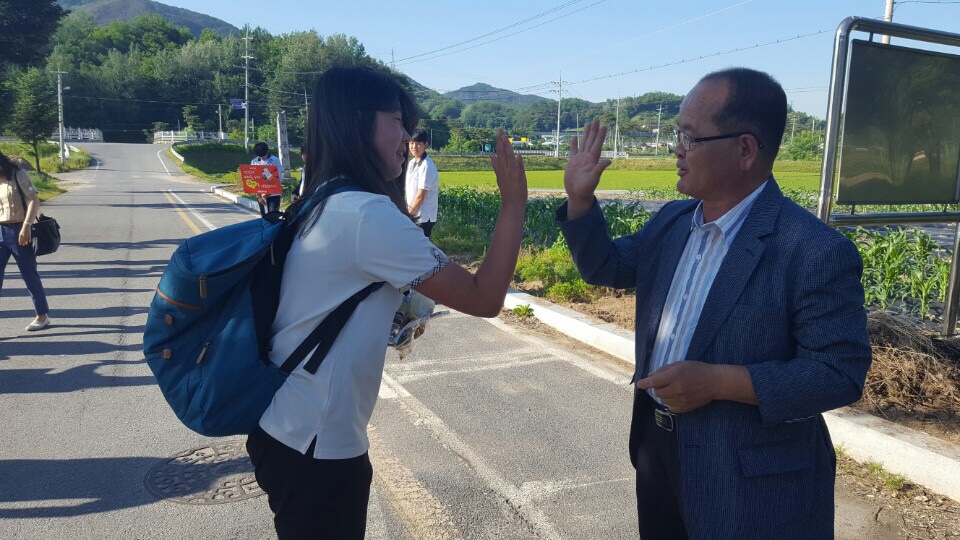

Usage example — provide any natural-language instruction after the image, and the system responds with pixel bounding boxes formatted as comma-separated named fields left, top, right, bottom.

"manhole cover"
left=144, top=439, right=264, bottom=504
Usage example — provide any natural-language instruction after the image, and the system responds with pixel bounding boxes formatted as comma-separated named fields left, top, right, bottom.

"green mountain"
left=56, top=0, right=239, bottom=37
left=444, top=83, right=546, bottom=107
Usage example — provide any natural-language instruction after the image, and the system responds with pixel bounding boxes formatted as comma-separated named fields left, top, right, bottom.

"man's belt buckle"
left=655, top=408, right=675, bottom=431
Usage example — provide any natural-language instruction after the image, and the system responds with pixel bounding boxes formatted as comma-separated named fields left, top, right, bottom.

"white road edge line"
left=380, top=373, right=562, bottom=540
left=156, top=148, right=171, bottom=176
left=166, top=190, right=217, bottom=231
left=483, top=317, right=631, bottom=388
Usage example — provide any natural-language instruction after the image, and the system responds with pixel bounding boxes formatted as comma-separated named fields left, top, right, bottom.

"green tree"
left=441, top=131, right=477, bottom=153
left=779, top=131, right=822, bottom=161
left=8, top=68, right=58, bottom=172
left=182, top=105, right=200, bottom=131
left=0, top=0, right=66, bottom=68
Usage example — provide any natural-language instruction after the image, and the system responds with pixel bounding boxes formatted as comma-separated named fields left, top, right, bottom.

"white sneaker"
left=26, top=318, right=50, bottom=331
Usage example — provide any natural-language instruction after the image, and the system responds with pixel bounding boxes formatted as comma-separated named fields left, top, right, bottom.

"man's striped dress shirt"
left=646, top=180, right=768, bottom=402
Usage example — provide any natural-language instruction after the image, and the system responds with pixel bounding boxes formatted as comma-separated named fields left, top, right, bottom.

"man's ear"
left=738, top=134, right=762, bottom=171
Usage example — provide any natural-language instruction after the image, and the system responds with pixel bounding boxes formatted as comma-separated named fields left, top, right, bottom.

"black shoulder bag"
left=13, top=173, right=61, bottom=256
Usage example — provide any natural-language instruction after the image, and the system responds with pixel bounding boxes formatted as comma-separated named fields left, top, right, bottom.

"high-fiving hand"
left=490, top=129, right=528, bottom=208
left=564, top=120, right=611, bottom=219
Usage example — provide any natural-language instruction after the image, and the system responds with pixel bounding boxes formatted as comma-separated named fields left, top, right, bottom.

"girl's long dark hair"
left=0, top=150, right=19, bottom=180
left=290, top=66, right=420, bottom=230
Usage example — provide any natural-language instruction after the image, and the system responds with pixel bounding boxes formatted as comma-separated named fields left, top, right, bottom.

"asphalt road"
left=0, top=143, right=900, bottom=539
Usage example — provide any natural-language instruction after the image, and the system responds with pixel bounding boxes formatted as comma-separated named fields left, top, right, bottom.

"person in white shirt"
left=404, top=130, right=440, bottom=237
left=246, top=65, right=527, bottom=540
left=251, top=142, right=283, bottom=214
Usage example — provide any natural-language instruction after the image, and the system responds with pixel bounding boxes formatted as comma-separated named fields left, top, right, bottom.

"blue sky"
left=157, top=0, right=960, bottom=117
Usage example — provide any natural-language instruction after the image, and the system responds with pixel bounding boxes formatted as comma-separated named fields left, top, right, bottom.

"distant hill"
left=444, top=83, right=547, bottom=107
left=56, top=0, right=239, bottom=37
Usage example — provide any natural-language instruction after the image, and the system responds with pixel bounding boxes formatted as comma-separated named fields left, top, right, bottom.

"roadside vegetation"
left=0, top=141, right=91, bottom=200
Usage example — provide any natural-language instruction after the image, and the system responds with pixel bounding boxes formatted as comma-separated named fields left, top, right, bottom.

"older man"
left=558, top=68, right=871, bottom=539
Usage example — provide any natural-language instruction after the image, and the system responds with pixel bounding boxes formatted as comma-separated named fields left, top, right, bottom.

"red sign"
left=239, top=165, right=282, bottom=195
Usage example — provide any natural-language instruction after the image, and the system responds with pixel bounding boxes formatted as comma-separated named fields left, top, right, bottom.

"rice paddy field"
left=440, top=168, right=820, bottom=191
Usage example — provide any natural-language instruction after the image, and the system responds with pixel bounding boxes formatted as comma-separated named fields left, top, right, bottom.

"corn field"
left=435, top=187, right=953, bottom=318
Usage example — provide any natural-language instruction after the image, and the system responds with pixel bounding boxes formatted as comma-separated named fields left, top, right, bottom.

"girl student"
left=246, top=65, right=528, bottom=539
left=0, top=150, right=51, bottom=331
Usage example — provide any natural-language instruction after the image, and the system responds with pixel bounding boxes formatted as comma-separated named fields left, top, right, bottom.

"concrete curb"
left=504, top=289, right=960, bottom=502
left=211, top=186, right=259, bottom=213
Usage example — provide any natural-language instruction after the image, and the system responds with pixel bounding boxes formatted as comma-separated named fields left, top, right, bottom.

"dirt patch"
left=859, top=311, right=960, bottom=446
left=837, top=452, right=960, bottom=539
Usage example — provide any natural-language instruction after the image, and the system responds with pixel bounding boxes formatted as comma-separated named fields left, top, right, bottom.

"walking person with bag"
left=0, top=150, right=50, bottom=331
left=246, top=65, right=527, bottom=539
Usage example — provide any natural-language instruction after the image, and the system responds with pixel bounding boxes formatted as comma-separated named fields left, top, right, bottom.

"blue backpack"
left=143, top=178, right=382, bottom=437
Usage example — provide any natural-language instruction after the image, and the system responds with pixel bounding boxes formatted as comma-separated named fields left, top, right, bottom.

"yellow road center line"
left=163, top=191, right=203, bottom=235
left=368, top=427, right=463, bottom=540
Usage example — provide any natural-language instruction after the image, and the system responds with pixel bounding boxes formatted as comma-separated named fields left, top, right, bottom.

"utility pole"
left=217, top=104, right=223, bottom=140
left=791, top=115, right=797, bottom=140
left=555, top=71, right=562, bottom=159
left=882, top=0, right=895, bottom=44
left=391, top=49, right=395, bottom=70
left=614, top=94, right=621, bottom=159
left=654, top=102, right=663, bottom=156
left=53, top=68, right=67, bottom=164
left=242, top=28, right=253, bottom=151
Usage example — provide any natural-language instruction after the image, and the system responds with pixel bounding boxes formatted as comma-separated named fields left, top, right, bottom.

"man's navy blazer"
left=558, top=180, right=872, bottom=539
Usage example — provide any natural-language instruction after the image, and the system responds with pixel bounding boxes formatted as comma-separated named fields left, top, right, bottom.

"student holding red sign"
left=250, top=142, right=284, bottom=214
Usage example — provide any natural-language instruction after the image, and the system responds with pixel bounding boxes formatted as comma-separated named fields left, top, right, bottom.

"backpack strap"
left=264, top=175, right=385, bottom=375
left=278, top=281, right=384, bottom=375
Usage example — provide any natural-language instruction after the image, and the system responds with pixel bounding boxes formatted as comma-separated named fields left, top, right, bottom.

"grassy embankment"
left=174, top=143, right=304, bottom=204
left=0, top=142, right=91, bottom=201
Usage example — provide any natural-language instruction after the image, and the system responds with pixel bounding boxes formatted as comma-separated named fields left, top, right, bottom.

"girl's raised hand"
left=490, top=129, right=528, bottom=208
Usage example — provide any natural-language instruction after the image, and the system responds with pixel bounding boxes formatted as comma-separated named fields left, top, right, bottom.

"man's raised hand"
left=564, top=120, right=611, bottom=219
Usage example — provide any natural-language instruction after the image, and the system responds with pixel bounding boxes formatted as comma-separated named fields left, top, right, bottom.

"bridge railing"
left=153, top=131, right=226, bottom=144
left=49, top=127, right=104, bottom=141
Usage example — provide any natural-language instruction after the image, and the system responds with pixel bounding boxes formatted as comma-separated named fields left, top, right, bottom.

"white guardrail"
left=153, top=131, right=226, bottom=144
left=49, top=127, right=103, bottom=141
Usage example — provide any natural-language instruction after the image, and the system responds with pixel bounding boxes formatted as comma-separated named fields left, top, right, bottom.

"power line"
left=565, top=28, right=833, bottom=87
left=556, top=0, right=755, bottom=64
left=395, top=0, right=586, bottom=64
left=395, top=1, right=606, bottom=67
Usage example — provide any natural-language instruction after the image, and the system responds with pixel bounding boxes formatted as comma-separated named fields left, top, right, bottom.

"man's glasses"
left=672, top=129, right=764, bottom=152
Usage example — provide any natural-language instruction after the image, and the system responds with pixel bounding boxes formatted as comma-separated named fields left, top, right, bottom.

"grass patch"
left=0, top=141, right=90, bottom=174
left=430, top=217, right=489, bottom=259
left=29, top=171, right=67, bottom=201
